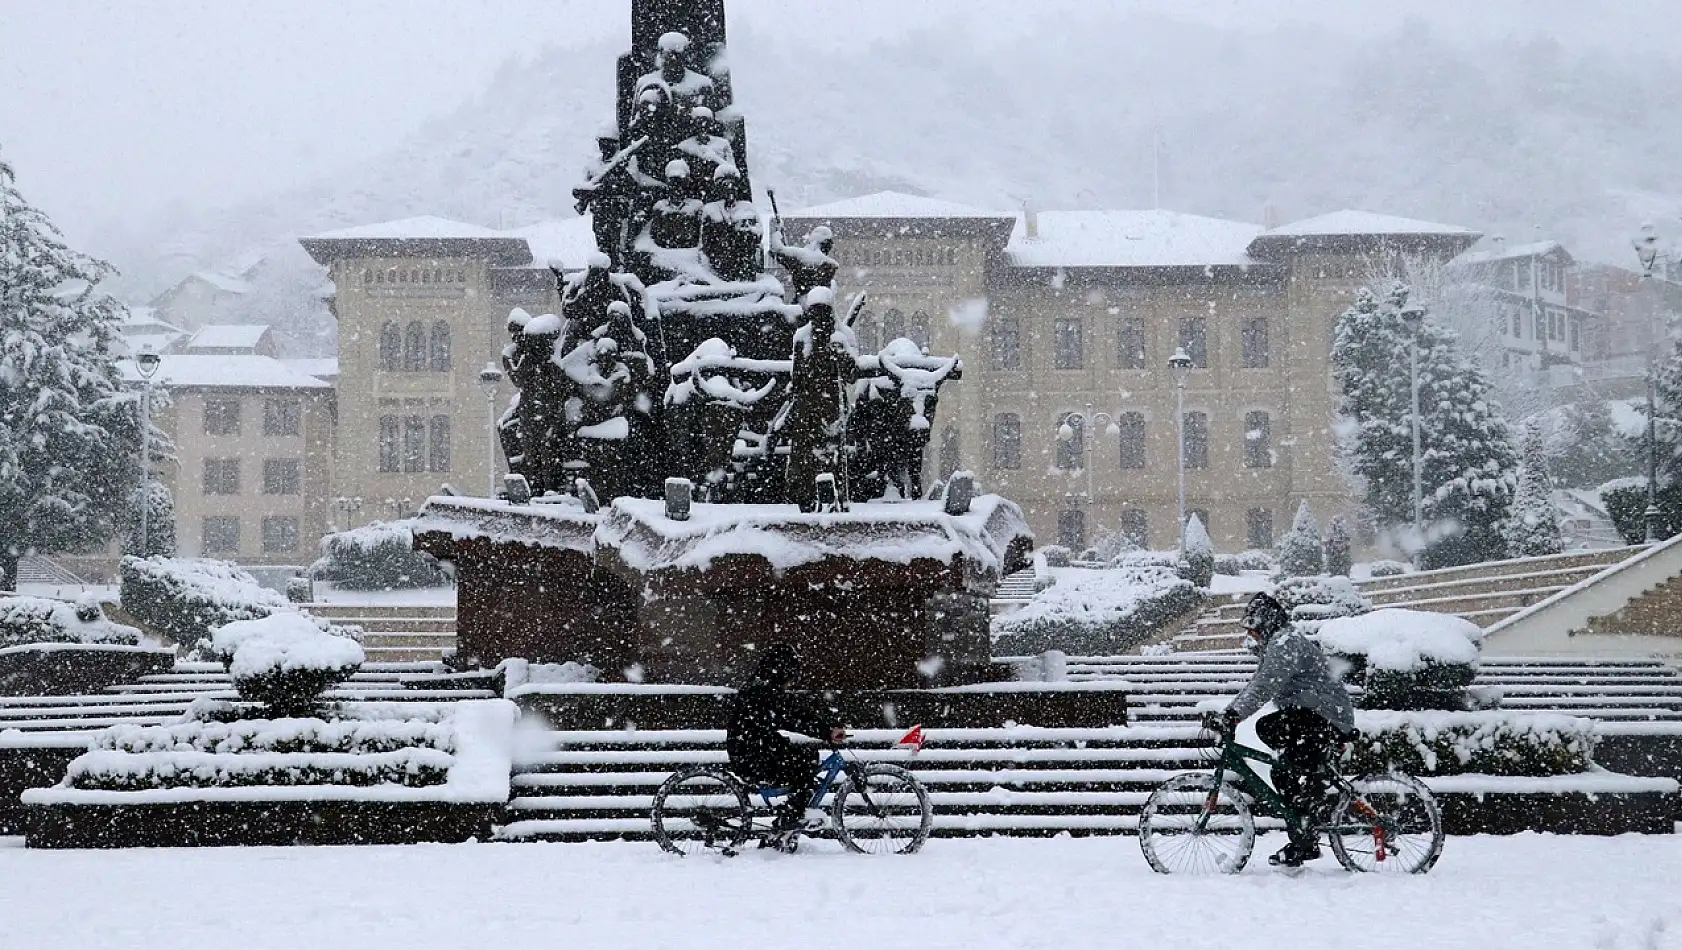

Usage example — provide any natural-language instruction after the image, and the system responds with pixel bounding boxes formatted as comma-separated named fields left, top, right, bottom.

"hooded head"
left=753, top=642, right=800, bottom=688
left=1241, top=592, right=1290, bottom=645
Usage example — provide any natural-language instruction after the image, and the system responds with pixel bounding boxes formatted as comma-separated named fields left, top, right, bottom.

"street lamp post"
left=1168, top=348, right=1193, bottom=548
left=1056, top=404, right=1121, bottom=547
left=134, top=346, right=162, bottom=557
left=1634, top=224, right=1665, bottom=542
left=1400, top=302, right=1426, bottom=561
left=478, top=363, right=505, bottom=499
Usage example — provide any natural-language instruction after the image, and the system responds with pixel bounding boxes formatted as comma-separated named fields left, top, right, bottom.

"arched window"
left=883, top=308, right=905, bottom=342
left=993, top=414, right=1021, bottom=470
left=429, top=321, right=452, bottom=373
left=403, top=322, right=425, bottom=372
left=854, top=310, right=879, bottom=355
left=1117, top=412, right=1146, bottom=469
left=909, top=311, right=930, bottom=350
left=403, top=415, right=426, bottom=473
left=428, top=415, right=451, bottom=472
left=379, top=322, right=401, bottom=372
left=1244, top=410, right=1273, bottom=468
left=377, top=416, right=400, bottom=472
left=1056, top=413, right=1085, bottom=471
left=1058, top=509, right=1086, bottom=549
left=1182, top=411, right=1209, bottom=470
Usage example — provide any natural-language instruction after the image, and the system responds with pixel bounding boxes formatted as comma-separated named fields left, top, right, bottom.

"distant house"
left=184, top=324, right=278, bottom=357
left=116, top=307, right=189, bottom=356
left=148, top=254, right=265, bottom=332
left=1451, top=239, right=1597, bottom=372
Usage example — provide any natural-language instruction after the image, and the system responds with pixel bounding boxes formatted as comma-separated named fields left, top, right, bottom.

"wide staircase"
left=1170, top=547, right=1645, bottom=653
left=302, top=604, right=458, bottom=662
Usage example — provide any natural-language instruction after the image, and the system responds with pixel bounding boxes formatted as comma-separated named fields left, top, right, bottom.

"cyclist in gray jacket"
left=1207, top=591, right=1356, bottom=868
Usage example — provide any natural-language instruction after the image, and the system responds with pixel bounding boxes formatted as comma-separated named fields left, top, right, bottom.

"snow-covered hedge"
left=212, top=613, right=365, bottom=715
left=1039, top=545, right=1072, bottom=568
left=1367, top=559, right=1410, bottom=578
left=992, top=566, right=1205, bottom=655
left=1214, top=549, right=1275, bottom=575
left=0, top=595, right=142, bottom=648
left=91, top=715, right=452, bottom=757
left=1314, top=608, right=1484, bottom=710
left=119, top=556, right=356, bottom=659
left=1347, top=711, right=1595, bottom=777
left=1272, top=574, right=1371, bottom=632
left=64, top=748, right=451, bottom=791
left=1112, top=550, right=1183, bottom=571
left=310, top=520, right=449, bottom=591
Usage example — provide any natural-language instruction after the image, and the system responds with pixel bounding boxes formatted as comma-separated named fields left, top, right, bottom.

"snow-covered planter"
left=1367, top=559, right=1410, bottom=578
left=212, top=613, right=365, bottom=716
left=1347, top=711, right=1595, bottom=777
left=0, top=595, right=142, bottom=648
left=119, top=556, right=356, bottom=659
left=1214, top=549, right=1275, bottom=575
left=1314, top=608, right=1484, bottom=710
left=992, top=566, right=1205, bottom=655
left=310, top=520, right=449, bottom=591
left=1272, top=574, right=1371, bottom=633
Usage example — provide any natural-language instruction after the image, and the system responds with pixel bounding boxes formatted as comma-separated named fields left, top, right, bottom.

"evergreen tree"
left=1547, top=400, right=1638, bottom=490
left=1503, top=422, right=1563, bottom=557
left=1180, top=513, right=1213, bottom=588
left=0, top=151, right=141, bottom=590
left=1275, top=500, right=1324, bottom=578
left=124, top=480, right=177, bottom=558
left=1324, top=516, right=1353, bottom=576
left=1331, top=282, right=1518, bottom=568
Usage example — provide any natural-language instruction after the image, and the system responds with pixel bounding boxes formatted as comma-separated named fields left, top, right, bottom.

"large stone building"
left=295, top=195, right=1479, bottom=556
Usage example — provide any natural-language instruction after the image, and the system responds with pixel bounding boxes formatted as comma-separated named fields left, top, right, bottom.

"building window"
left=430, top=321, right=452, bottom=372
left=854, top=310, right=879, bottom=355
left=992, top=413, right=1021, bottom=470
left=1056, top=413, right=1085, bottom=470
left=1116, top=317, right=1146, bottom=369
left=1119, top=508, right=1148, bottom=548
left=202, top=458, right=240, bottom=495
left=1243, top=411, right=1273, bottom=468
left=378, top=415, right=400, bottom=473
left=204, top=398, right=241, bottom=436
left=1548, top=309, right=1564, bottom=342
left=908, top=311, right=930, bottom=350
left=429, top=415, right=452, bottom=472
left=1569, top=315, right=1581, bottom=352
left=379, top=322, right=402, bottom=372
left=203, top=517, right=241, bottom=555
left=403, top=322, right=426, bottom=372
left=261, top=517, right=300, bottom=554
left=1531, top=307, right=1542, bottom=341
left=1117, top=412, right=1146, bottom=469
left=1183, top=411, right=1209, bottom=470
left=1515, top=258, right=1532, bottom=290
left=263, top=399, right=301, bottom=437
left=1058, top=509, right=1086, bottom=549
left=1241, top=317, right=1270, bottom=369
left=1246, top=508, right=1274, bottom=549
left=883, top=308, right=905, bottom=342
left=1054, top=318, right=1084, bottom=369
left=1509, top=305, right=1521, bottom=337
left=1179, top=317, right=1208, bottom=368
left=403, top=415, right=426, bottom=474
left=262, top=459, right=301, bottom=495
left=990, top=317, right=1022, bottom=370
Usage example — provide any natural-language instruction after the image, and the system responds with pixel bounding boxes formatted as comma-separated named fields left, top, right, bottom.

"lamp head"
left=136, top=345, right=161, bottom=378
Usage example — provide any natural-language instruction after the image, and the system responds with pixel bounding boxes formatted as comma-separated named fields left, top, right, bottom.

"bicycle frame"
left=1199, top=734, right=1380, bottom=839
left=755, top=749, right=851, bottom=810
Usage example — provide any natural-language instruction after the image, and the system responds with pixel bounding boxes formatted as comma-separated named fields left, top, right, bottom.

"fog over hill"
left=96, top=11, right=1682, bottom=355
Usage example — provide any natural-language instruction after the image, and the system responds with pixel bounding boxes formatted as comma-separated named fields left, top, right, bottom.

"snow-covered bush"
left=123, top=480, right=176, bottom=558
left=64, top=747, right=450, bottom=792
left=1112, top=550, right=1183, bottom=571
left=1367, top=559, right=1410, bottom=578
left=1504, top=422, right=1563, bottom=557
left=992, top=566, right=1204, bottom=655
left=1213, top=549, right=1275, bottom=575
left=285, top=576, right=313, bottom=603
left=1039, top=544, right=1072, bottom=568
left=1272, top=574, right=1371, bottom=633
left=1346, top=711, right=1594, bottom=776
left=91, top=713, right=452, bottom=756
left=1324, top=517, right=1353, bottom=577
left=212, top=613, right=365, bottom=716
left=1180, top=514, right=1214, bottom=588
left=119, top=556, right=354, bottom=659
left=310, top=520, right=449, bottom=591
left=0, top=595, right=142, bottom=648
left=1314, top=608, right=1484, bottom=710
left=1275, top=501, right=1324, bottom=578
left=1600, top=477, right=1660, bottom=546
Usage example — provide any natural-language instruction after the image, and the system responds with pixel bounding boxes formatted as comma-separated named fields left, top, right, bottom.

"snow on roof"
left=309, top=216, right=506, bottom=241
left=190, top=270, right=252, bottom=295
left=116, top=355, right=331, bottom=390
left=508, top=216, right=599, bottom=270
left=121, top=308, right=184, bottom=332
left=283, top=358, right=340, bottom=381
left=1263, top=210, right=1479, bottom=238
left=186, top=324, right=271, bottom=352
left=788, top=191, right=1009, bottom=220
left=1006, top=210, right=1263, bottom=268
left=1455, top=240, right=1571, bottom=266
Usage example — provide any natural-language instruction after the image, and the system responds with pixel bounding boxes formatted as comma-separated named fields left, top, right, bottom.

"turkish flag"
left=896, top=725, right=926, bottom=752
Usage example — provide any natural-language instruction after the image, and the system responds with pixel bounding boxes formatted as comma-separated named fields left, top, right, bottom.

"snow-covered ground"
left=1, top=834, right=1675, bottom=949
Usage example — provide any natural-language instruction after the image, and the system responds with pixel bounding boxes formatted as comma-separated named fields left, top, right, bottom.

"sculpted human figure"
left=785, top=288, right=859, bottom=512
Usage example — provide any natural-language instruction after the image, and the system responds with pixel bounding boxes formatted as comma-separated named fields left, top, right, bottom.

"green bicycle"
left=1138, top=720, right=1444, bottom=874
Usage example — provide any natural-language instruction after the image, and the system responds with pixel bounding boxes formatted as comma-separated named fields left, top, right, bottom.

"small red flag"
left=896, top=724, right=926, bottom=752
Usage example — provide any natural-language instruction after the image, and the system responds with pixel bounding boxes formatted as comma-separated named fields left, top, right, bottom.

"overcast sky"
left=4, top=0, right=1678, bottom=243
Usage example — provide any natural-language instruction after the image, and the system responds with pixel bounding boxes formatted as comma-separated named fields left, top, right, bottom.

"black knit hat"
left=754, top=642, right=801, bottom=686
left=1242, top=592, right=1290, bottom=639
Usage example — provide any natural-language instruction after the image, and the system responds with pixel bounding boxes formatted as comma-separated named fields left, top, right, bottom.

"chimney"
left=1261, top=203, right=1281, bottom=230
left=1022, top=200, right=1038, bottom=240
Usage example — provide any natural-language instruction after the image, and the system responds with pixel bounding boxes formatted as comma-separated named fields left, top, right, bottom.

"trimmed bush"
left=1346, top=711, right=1595, bottom=777
left=1599, top=477, right=1675, bottom=545
left=992, top=566, right=1206, bottom=655
left=1214, top=549, right=1275, bottom=575
left=1180, top=514, right=1214, bottom=588
left=0, top=595, right=141, bottom=648
left=1275, top=501, right=1324, bottom=578
left=1112, top=550, right=1183, bottom=571
left=1367, top=559, right=1410, bottom=578
left=212, top=613, right=365, bottom=716
left=120, top=557, right=358, bottom=659
left=1272, top=575, right=1371, bottom=633
left=1315, top=608, right=1484, bottom=711
left=1039, top=545, right=1072, bottom=568
left=1324, top=517, right=1353, bottom=577
left=65, top=748, right=450, bottom=791
left=311, top=521, right=449, bottom=591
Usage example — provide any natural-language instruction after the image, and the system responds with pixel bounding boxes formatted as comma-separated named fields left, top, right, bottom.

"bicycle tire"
left=1327, top=771, right=1444, bottom=874
left=650, top=766, right=753, bottom=856
left=832, top=763, right=932, bottom=855
left=1138, top=772, right=1256, bottom=874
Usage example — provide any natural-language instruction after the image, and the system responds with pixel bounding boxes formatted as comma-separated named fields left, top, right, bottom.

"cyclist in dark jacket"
left=1211, top=592, right=1356, bottom=868
left=726, top=643, right=845, bottom=836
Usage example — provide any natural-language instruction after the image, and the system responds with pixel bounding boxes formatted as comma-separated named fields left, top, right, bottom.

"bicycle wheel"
left=832, top=764, right=932, bottom=855
left=650, top=766, right=753, bottom=856
left=1328, top=772, right=1444, bottom=874
left=1138, top=772, right=1256, bottom=874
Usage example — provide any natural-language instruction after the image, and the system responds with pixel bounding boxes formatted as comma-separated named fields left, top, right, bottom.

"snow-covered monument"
left=414, top=0, right=1031, bottom=689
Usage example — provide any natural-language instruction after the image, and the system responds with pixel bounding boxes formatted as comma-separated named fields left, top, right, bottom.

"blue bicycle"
left=650, top=744, right=932, bottom=856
